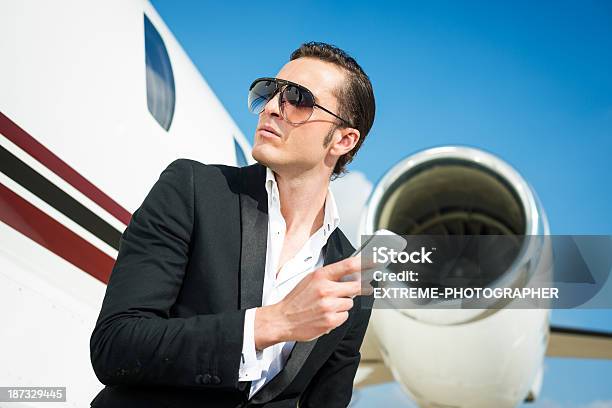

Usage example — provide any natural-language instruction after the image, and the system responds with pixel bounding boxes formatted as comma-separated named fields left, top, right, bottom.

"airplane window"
left=234, top=138, right=249, bottom=167
left=144, top=14, right=175, bottom=131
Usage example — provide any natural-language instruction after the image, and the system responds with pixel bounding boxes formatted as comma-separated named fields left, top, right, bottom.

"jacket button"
left=202, top=373, right=212, bottom=384
left=211, top=375, right=221, bottom=384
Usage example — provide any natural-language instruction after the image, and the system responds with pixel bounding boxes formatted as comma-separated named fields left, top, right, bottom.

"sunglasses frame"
left=249, top=77, right=355, bottom=128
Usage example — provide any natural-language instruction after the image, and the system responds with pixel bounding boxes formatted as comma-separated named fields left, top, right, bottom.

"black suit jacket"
left=90, top=159, right=374, bottom=408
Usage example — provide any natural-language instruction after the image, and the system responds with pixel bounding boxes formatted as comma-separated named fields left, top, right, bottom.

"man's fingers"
left=324, top=296, right=354, bottom=312
left=356, top=268, right=376, bottom=284
left=360, top=284, right=374, bottom=296
left=333, top=311, right=350, bottom=327
left=317, top=256, right=379, bottom=299
left=329, top=255, right=361, bottom=281
left=327, top=280, right=362, bottom=298
left=324, top=256, right=362, bottom=281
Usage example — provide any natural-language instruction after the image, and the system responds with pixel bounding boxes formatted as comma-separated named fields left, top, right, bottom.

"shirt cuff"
left=239, top=308, right=262, bottom=381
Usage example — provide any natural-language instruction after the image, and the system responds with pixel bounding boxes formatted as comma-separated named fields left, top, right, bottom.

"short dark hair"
left=290, top=42, right=375, bottom=179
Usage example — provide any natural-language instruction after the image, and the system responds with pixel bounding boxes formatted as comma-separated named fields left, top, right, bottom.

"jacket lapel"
left=239, top=163, right=268, bottom=309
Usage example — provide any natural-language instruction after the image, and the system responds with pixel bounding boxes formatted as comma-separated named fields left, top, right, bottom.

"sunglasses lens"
left=248, top=80, right=276, bottom=114
left=281, top=85, right=314, bottom=124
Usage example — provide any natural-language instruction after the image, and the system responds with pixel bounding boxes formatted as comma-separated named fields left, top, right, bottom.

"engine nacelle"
left=360, top=146, right=552, bottom=407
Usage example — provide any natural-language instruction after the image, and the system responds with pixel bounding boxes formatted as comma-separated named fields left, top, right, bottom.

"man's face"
left=251, top=57, right=355, bottom=176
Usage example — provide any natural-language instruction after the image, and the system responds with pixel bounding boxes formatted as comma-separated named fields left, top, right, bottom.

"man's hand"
left=254, top=256, right=371, bottom=350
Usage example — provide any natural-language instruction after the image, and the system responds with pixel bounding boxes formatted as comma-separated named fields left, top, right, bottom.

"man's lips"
left=257, top=125, right=281, bottom=138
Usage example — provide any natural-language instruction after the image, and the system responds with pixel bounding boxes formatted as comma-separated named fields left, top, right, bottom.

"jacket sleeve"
left=90, top=159, right=245, bottom=390
left=298, top=294, right=374, bottom=407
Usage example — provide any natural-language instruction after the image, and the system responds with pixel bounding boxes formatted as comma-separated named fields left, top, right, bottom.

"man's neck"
left=272, top=166, right=329, bottom=236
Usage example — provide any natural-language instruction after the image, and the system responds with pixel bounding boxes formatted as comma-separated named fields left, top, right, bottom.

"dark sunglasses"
left=248, top=77, right=354, bottom=127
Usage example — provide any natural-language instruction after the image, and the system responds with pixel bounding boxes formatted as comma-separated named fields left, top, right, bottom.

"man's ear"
left=330, top=127, right=360, bottom=157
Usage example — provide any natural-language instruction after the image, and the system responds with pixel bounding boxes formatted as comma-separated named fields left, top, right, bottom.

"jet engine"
left=359, top=146, right=552, bottom=408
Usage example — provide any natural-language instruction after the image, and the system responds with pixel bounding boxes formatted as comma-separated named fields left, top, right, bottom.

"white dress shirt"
left=238, top=166, right=340, bottom=399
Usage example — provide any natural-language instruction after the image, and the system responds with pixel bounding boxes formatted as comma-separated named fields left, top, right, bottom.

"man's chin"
left=252, top=145, right=279, bottom=168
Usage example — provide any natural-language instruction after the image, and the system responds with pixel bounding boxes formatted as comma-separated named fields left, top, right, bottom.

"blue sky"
left=151, top=1, right=611, bottom=406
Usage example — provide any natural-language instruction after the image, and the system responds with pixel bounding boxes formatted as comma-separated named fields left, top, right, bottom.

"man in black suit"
left=90, top=41, right=376, bottom=407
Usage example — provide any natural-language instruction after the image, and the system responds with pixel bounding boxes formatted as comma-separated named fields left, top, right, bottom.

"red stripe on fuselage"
left=0, top=112, right=132, bottom=225
left=0, top=181, right=114, bottom=283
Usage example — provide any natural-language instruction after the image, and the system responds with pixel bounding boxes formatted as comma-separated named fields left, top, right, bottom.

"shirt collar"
left=265, top=166, right=340, bottom=236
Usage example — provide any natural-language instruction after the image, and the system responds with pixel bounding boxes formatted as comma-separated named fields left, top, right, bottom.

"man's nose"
left=262, top=90, right=282, bottom=119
